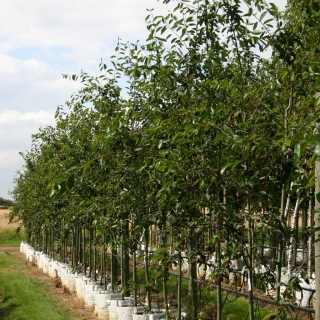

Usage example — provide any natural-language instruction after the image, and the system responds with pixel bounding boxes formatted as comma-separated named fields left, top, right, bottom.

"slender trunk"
left=110, top=243, right=113, bottom=290
left=50, top=226, right=54, bottom=258
left=72, top=227, right=75, bottom=266
left=43, top=228, right=46, bottom=254
left=121, top=220, right=130, bottom=296
left=83, top=227, right=86, bottom=276
left=26, top=222, right=31, bottom=244
left=60, top=221, right=64, bottom=261
left=308, top=196, right=313, bottom=278
left=161, top=233, right=169, bottom=318
left=94, top=228, right=97, bottom=281
left=188, top=229, right=197, bottom=320
left=145, top=226, right=151, bottom=311
left=287, top=195, right=300, bottom=275
left=216, top=238, right=222, bottom=320
left=104, top=234, right=107, bottom=288
left=177, top=251, right=182, bottom=320
left=78, top=225, right=82, bottom=268
left=88, top=229, right=92, bottom=277
left=111, top=248, right=118, bottom=292
left=276, top=183, right=286, bottom=314
left=45, top=227, right=48, bottom=255
left=314, top=120, right=320, bottom=320
left=284, top=182, right=294, bottom=220
left=247, top=203, right=254, bottom=320
left=133, top=246, right=137, bottom=306
left=101, top=237, right=105, bottom=287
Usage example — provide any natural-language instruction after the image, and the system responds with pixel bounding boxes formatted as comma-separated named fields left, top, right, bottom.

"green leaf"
left=220, top=80, right=229, bottom=88
left=60, top=181, right=67, bottom=194
left=233, top=135, right=243, bottom=144
left=221, top=163, right=233, bottom=175
left=314, top=143, right=320, bottom=156
left=213, top=133, right=225, bottom=143
left=67, top=174, right=75, bottom=189
left=48, top=172, right=69, bottom=188
left=261, top=282, right=268, bottom=293
left=314, top=134, right=320, bottom=143
left=260, top=11, right=267, bottom=21
left=209, top=235, right=220, bottom=244
left=300, top=270, right=309, bottom=284
left=294, top=143, right=301, bottom=160
left=223, top=124, right=234, bottom=137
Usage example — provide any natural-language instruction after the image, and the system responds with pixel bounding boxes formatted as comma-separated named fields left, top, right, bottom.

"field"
left=0, top=208, right=25, bottom=246
left=0, top=208, right=18, bottom=230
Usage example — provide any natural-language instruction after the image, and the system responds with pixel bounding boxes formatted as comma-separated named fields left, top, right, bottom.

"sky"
left=0, top=0, right=287, bottom=200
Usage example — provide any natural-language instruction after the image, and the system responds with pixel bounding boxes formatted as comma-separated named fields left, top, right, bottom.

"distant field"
left=0, top=208, right=19, bottom=230
left=0, top=208, right=25, bottom=246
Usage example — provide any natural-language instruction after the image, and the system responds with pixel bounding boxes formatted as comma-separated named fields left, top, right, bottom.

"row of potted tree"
left=10, top=0, right=320, bottom=319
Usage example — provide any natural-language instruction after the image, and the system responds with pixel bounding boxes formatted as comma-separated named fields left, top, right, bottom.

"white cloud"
left=0, top=150, right=24, bottom=198
left=0, top=0, right=175, bottom=71
left=0, top=109, right=55, bottom=125
left=0, top=54, right=82, bottom=112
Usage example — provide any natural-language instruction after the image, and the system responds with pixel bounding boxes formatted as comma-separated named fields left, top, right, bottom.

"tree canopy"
left=9, top=1, right=320, bottom=319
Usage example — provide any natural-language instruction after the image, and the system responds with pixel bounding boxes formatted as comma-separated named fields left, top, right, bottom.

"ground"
left=0, top=208, right=98, bottom=320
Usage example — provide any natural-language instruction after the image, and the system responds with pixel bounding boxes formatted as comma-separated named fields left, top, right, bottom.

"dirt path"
left=0, top=246, right=20, bottom=252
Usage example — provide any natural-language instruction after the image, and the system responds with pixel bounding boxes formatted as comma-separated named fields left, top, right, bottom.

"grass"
left=199, top=285, right=271, bottom=320
left=134, top=268, right=271, bottom=319
left=0, top=228, right=26, bottom=246
left=134, top=267, right=280, bottom=320
left=0, top=251, right=75, bottom=320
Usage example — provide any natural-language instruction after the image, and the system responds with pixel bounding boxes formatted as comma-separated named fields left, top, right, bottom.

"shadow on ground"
left=0, top=293, right=19, bottom=319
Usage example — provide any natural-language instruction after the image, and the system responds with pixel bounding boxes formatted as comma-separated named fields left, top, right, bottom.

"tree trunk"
left=247, top=203, right=254, bottom=320
left=121, top=219, right=130, bottom=296
left=308, top=196, right=313, bottom=278
left=177, top=251, right=182, bottom=320
left=314, top=120, right=320, bottom=320
left=188, top=229, right=197, bottom=320
left=216, top=237, right=222, bottom=320
left=144, top=225, right=151, bottom=311
left=276, top=182, right=286, bottom=315
left=83, top=227, right=86, bottom=276
left=133, top=246, right=138, bottom=306
left=287, top=195, right=300, bottom=275
left=88, top=228, right=92, bottom=277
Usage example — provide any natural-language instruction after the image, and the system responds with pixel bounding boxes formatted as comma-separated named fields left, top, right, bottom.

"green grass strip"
left=0, top=251, right=73, bottom=320
left=0, top=229, right=26, bottom=247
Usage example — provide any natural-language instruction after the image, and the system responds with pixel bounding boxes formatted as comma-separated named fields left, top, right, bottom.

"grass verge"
left=0, top=251, right=75, bottom=320
left=0, top=229, right=26, bottom=246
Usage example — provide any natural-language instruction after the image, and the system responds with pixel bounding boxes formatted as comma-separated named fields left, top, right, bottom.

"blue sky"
left=0, top=0, right=286, bottom=199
